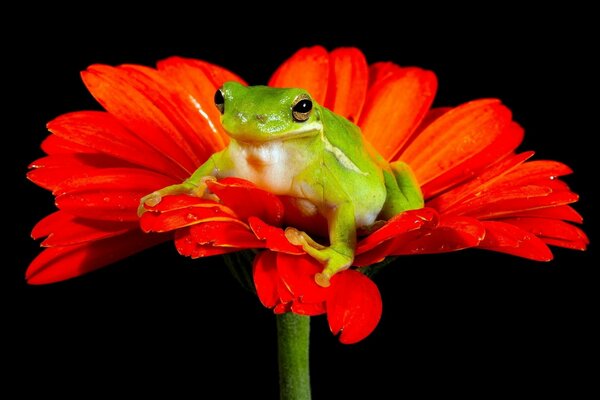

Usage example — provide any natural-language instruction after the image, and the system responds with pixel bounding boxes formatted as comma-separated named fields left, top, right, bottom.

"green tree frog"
left=140, top=82, right=423, bottom=287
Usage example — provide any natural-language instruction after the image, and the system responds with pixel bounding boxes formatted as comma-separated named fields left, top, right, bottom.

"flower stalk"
left=277, top=313, right=311, bottom=400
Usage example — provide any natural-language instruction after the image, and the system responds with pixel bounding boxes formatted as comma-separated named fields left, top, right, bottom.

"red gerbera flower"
left=28, top=46, right=587, bottom=344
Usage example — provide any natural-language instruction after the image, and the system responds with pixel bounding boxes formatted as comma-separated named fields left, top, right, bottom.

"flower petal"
left=141, top=202, right=238, bottom=233
left=360, top=66, right=437, bottom=160
left=26, top=230, right=165, bottom=284
left=291, top=301, right=326, bottom=316
left=55, top=191, right=145, bottom=222
left=48, top=111, right=184, bottom=179
left=253, top=251, right=280, bottom=308
left=356, top=208, right=439, bottom=255
left=41, top=134, right=96, bottom=155
left=427, top=152, right=534, bottom=213
left=53, top=168, right=175, bottom=196
left=174, top=229, right=239, bottom=259
left=82, top=65, right=198, bottom=174
left=277, top=253, right=329, bottom=303
left=120, top=64, right=225, bottom=162
left=479, top=221, right=553, bottom=261
left=401, top=99, right=512, bottom=185
left=421, top=121, right=525, bottom=199
left=499, top=217, right=588, bottom=248
left=389, top=216, right=485, bottom=255
left=188, top=221, right=263, bottom=248
left=207, top=178, right=284, bottom=226
left=268, top=46, right=329, bottom=104
left=506, top=205, right=583, bottom=224
left=323, top=48, right=368, bottom=122
left=248, top=217, right=303, bottom=254
left=327, top=270, right=382, bottom=344
left=27, top=154, right=134, bottom=192
left=156, top=56, right=245, bottom=149
left=32, top=211, right=134, bottom=247
left=451, top=184, right=579, bottom=220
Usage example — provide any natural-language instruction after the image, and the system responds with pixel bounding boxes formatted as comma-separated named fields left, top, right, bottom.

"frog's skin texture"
left=140, top=82, right=423, bottom=287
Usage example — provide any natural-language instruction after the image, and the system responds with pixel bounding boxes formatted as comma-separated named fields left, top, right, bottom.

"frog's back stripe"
left=321, top=133, right=369, bottom=176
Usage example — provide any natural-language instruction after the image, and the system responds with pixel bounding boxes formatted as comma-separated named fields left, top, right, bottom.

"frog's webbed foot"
left=137, top=176, right=217, bottom=217
left=285, top=227, right=353, bottom=288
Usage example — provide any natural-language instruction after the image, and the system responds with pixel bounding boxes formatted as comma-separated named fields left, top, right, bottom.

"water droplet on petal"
left=103, top=197, right=110, bottom=203
left=186, top=213, right=198, bottom=221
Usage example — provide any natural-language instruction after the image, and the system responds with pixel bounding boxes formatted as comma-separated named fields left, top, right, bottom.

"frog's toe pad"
left=314, top=272, right=331, bottom=288
left=137, top=192, right=162, bottom=216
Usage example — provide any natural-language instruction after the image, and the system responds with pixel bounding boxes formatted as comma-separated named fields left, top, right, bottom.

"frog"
left=139, top=81, right=423, bottom=287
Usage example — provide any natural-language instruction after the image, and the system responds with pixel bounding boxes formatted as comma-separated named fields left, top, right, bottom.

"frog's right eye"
left=214, top=88, right=225, bottom=114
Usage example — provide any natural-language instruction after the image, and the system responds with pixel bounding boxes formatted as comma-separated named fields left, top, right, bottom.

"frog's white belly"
left=224, top=140, right=309, bottom=197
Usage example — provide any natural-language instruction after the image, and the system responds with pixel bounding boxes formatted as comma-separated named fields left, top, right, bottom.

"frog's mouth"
left=226, top=121, right=323, bottom=143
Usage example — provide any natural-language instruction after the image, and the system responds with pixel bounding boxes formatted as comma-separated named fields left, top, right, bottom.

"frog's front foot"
left=137, top=177, right=216, bottom=217
left=285, top=227, right=353, bottom=288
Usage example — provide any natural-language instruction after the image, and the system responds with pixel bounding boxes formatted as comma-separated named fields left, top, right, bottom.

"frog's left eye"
left=292, top=94, right=312, bottom=122
left=214, top=88, right=225, bottom=114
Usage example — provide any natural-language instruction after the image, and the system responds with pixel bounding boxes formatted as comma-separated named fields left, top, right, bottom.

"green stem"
left=276, top=313, right=311, bottom=400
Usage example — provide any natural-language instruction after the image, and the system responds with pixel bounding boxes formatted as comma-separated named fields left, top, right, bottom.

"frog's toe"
left=137, top=191, right=162, bottom=217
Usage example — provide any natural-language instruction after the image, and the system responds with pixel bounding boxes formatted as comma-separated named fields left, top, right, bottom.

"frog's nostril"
left=256, top=114, right=267, bottom=123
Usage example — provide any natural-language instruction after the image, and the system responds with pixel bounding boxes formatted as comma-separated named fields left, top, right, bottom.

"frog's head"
left=215, top=81, right=323, bottom=143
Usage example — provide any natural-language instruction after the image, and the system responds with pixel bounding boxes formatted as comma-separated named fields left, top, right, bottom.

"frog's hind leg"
left=379, top=161, right=424, bottom=220
left=285, top=201, right=356, bottom=288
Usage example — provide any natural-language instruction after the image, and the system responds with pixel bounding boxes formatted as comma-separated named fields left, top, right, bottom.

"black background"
left=8, top=9, right=597, bottom=398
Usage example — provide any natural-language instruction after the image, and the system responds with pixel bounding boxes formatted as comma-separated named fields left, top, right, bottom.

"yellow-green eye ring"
left=292, top=94, right=312, bottom=122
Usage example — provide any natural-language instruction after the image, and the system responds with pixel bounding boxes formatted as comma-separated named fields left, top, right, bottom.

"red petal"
left=274, top=303, right=291, bottom=314
left=119, top=64, right=225, bottom=163
left=55, top=190, right=144, bottom=222
left=253, top=251, right=280, bottom=308
left=141, top=202, right=238, bottom=233
left=32, top=211, right=134, bottom=246
left=542, top=238, right=588, bottom=251
left=268, top=46, right=329, bottom=104
left=188, top=221, right=263, bottom=248
left=427, top=152, right=534, bottom=213
left=324, top=48, right=368, bottom=122
left=41, top=134, right=97, bottom=155
left=277, top=253, right=329, bottom=303
left=27, top=154, right=135, bottom=192
left=48, top=111, right=184, bottom=179
left=173, top=228, right=240, bottom=258
left=291, top=301, right=326, bottom=316
left=506, top=205, right=583, bottom=223
left=389, top=216, right=485, bottom=255
left=157, top=57, right=245, bottom=149
left=207, top=179, right=284, bottom=226
left=353, top=240, right=395, bottom=267
left=326, top=270, right=382, bottom=344
left=452, top=185, right=579, bottom=220
left=82, top=65, right=198, bottom=174
left=360, top=66, right=437, bottom=160
left=367, top=62, right=403, bottom=86
left=501, top=160, right=573, bottom=182
left=499, top=217, right=588, bottom=245
left=402, top=99, right=512, bottom=185
left=26, top=230, right=165, bottom=284
left=479, top=221, right=553, bottom=261
left=421, top=121, right=525, bottom=199
left=53, top=168, right=175, bottom=196
left=356, top=208, right=439, bottom=255
left=248, top=217, right=304, bottom=254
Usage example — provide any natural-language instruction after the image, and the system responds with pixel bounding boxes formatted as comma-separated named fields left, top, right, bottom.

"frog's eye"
left=292, top=94, right=312, bottom=122
left=214, top=88, right=225, bottom=114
